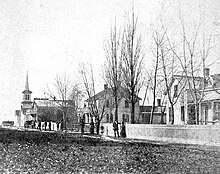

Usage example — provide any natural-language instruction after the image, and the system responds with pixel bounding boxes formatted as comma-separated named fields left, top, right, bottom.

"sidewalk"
left=96, top=134, right=220, bottom=152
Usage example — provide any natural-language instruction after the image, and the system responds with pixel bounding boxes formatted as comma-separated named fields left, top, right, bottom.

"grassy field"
left=0, top=127, right=220, bottom=173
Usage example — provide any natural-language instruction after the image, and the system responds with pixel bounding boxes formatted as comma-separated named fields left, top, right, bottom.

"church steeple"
left=21, top=71, right=33, bottom=122
left=22, top=71, right=32, bottom=101
left=25, top=71, right=29, bottom=91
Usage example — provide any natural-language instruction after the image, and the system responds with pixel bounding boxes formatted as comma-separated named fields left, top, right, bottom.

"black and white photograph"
left=0, top=0, right=220, bottom=173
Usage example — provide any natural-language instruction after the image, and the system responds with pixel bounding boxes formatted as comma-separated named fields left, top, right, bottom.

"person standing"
left=48, top=121, right=51, bottom=131
left=120, top=121, right=126, bottom=138
left=113, top=120, right=119, bottom=137
left=80, top=118, right=85, bottom=134
left=38, top=121, right=41, bottom=130
left=44, top=122, right=47, bottom=131
left=90, top=119, right=94, bottom=134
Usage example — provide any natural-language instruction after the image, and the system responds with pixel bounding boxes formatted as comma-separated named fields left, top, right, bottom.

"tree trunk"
left=62, top=110, right=66, bottom=130
left=194, top=103, right=199, bottom=125
left=96, top=120, right=100, bottom=135
left=131, top=102, right=135, bottom=124
left=170, top=104, right=174, bottom=124
left=150, top=107, right=154, bottom=124
left=115, top=96, right=118, bottom=122
left=150, top=98, right=156, bottom=124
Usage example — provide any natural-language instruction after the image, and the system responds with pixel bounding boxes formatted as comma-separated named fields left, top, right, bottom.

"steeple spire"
left=25, top=71, right=29, bottom=91
left=22, top=71, right=32, bottom=94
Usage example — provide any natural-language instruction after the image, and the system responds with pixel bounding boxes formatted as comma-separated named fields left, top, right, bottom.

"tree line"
left=45, top=5, right=218, bottom=133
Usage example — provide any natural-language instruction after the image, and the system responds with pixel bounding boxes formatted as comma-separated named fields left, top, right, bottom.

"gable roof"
left=164, top=74, right=204, bottom=95
left=85, top=87, right=142, bottom=102
left=34, top=99, right=56, bottom=107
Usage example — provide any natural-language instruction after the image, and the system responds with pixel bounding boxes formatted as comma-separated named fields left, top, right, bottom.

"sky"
left=0, top=0, right=219, bottom=123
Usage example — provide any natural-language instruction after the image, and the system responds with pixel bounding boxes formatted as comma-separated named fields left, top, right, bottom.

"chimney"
left=104, top=84, right=108, bottom=90
left=204, top=68, right=210, bottom=77
left=157, top=99, right=161, bottom=106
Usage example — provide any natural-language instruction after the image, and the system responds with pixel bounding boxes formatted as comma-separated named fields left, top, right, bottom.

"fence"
left=102, top=123, right=220, bottom=147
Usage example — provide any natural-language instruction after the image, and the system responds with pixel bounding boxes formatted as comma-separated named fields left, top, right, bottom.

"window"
left=173, top=85, right=178, bottom=97
left=25, top=94, right=30, bottom=100
left=106, top=99, right=109, bottom=108
left=125, top=100, right=129, bottom=108
left=122, top=114, right=129, bottom=123
left=122, top=114, right=125, bottom=122
left=205, top=105, right=208, bottom=124
left=174, top=85, right=178, bottom=97
left=106, top=114, right=109, bottom=123
left=214, top=103, right=220, bottom=120
left=126, top=114, right=129, bottom=122
left=169, top=107, right=172, bottom=122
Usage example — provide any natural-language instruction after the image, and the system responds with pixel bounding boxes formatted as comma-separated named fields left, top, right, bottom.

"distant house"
left=16, top=72, right=78, bottom=128
left=83, top=84, right=141, bottom=124
left=32, top=98, right=78, bottom=128
left=2, top=121, right=14, bottom=127
left=32, top=98, right=60, bottom=122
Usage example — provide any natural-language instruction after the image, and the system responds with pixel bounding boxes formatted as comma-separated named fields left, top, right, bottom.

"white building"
left=165, top=68, right=220, bottom=125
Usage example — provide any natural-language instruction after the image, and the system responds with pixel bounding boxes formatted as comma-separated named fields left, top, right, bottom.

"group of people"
left=37, top=121, right=63, bottom=131
left=113, top=120, right=126, bottom=138
left=79, top=118, right=126, bottom=138
left=24, top=120, right=63, bottom=131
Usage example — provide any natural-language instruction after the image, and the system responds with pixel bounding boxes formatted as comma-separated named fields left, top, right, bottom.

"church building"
left=18, top=72, right=35, bottom=127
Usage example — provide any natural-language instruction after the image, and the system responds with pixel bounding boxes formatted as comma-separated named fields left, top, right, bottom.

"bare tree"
left=160, top=47, right=186, bottom=124
left=46, top=74, right=83, bottom=129
left=151, top=24, right=187, bottom=124
left=79, top=63, right=108, bottom=134
left=149, top=28, right=166, bottom=124
left=121, top=11, right=145, bottom=124
left=103, top=20, right=123, bottom=122
left=167, top=11, right=214, bottom=124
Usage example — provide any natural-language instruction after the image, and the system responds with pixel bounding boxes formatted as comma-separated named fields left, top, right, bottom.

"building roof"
left=202, top=90, right=220, bottom=102
left=173, top=74, right=203, bottom=80
left=85, top=86, right=142, bottom=102
left=33, top=99, right=59, bottom=107
left=164, top=74, right=204, bottom=95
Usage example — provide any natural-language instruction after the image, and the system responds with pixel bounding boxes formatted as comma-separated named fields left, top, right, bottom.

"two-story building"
left=165, top=68, right=220, bottom=125
left=83, top=84, right=141, bottom=124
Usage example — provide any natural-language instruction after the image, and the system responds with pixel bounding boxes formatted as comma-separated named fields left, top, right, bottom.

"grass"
left=0, top=127, right=220, bottom=173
